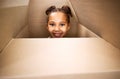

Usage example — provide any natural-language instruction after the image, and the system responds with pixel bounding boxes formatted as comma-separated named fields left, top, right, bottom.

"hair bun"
left=46, top=6, right=56, bottom=15
left=61, top=5, right=72, bottom=17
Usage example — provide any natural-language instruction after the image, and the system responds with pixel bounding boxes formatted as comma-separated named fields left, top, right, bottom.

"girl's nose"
left=54, top=26, right=60, bottom=31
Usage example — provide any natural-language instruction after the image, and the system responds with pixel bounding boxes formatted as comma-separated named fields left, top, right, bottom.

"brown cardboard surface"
left=0, top=38, right=120, bottom=78
left=69, top=0, right=120, bottom=49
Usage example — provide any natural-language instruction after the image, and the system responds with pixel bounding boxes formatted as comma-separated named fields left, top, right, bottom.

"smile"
left=53, top=33, right=62, bottom=37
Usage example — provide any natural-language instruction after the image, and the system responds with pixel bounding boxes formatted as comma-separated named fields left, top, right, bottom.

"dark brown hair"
left=46, top=5, right=72, bottom=23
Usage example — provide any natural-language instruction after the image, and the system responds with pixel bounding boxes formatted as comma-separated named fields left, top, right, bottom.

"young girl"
left=46, top=5, right=72, bottom=38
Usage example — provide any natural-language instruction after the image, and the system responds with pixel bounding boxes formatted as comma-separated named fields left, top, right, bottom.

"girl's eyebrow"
left=49, top=21, right=54, bottom=23
left=60, top=21, right=67, bottom=23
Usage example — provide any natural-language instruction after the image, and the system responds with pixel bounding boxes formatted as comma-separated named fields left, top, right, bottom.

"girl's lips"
left=53, top=33, right=62, bottom=37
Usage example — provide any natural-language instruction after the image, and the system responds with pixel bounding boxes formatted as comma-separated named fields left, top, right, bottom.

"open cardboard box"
left=0, top=38, right=120, bottom=79
left=0, top=0, right=120, bottom=79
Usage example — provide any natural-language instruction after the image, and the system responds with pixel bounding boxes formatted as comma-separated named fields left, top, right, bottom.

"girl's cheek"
left=61, top=27, right=68, bottom=32
left=48, top=27, right=54, bottom=32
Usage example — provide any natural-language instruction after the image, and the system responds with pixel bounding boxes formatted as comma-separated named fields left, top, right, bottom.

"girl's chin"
left=54, top=36, right=62, bottom=38
left=52, top=33, right=63, bottom=38
left=52, top=35, right=62, bottom=38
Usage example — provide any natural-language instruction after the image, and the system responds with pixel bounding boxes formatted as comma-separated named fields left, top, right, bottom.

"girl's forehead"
left=49, top=19, right=67, bottom=23
left=49, top=12, right=66, bottom=18
left=49, top=12, right=67, bottom=21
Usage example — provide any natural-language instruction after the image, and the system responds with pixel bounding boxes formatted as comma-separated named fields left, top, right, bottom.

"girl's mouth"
left=53, top=33, right=62, bottom=37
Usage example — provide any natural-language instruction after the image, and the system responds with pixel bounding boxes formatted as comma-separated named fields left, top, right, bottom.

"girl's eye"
left=60, top=24, right=65, bottom=26
left=49, top=24, right=55, bottom=26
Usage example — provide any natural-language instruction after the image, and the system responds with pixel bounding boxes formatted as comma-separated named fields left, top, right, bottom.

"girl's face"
left=47, top=12, right=70, bottom=38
